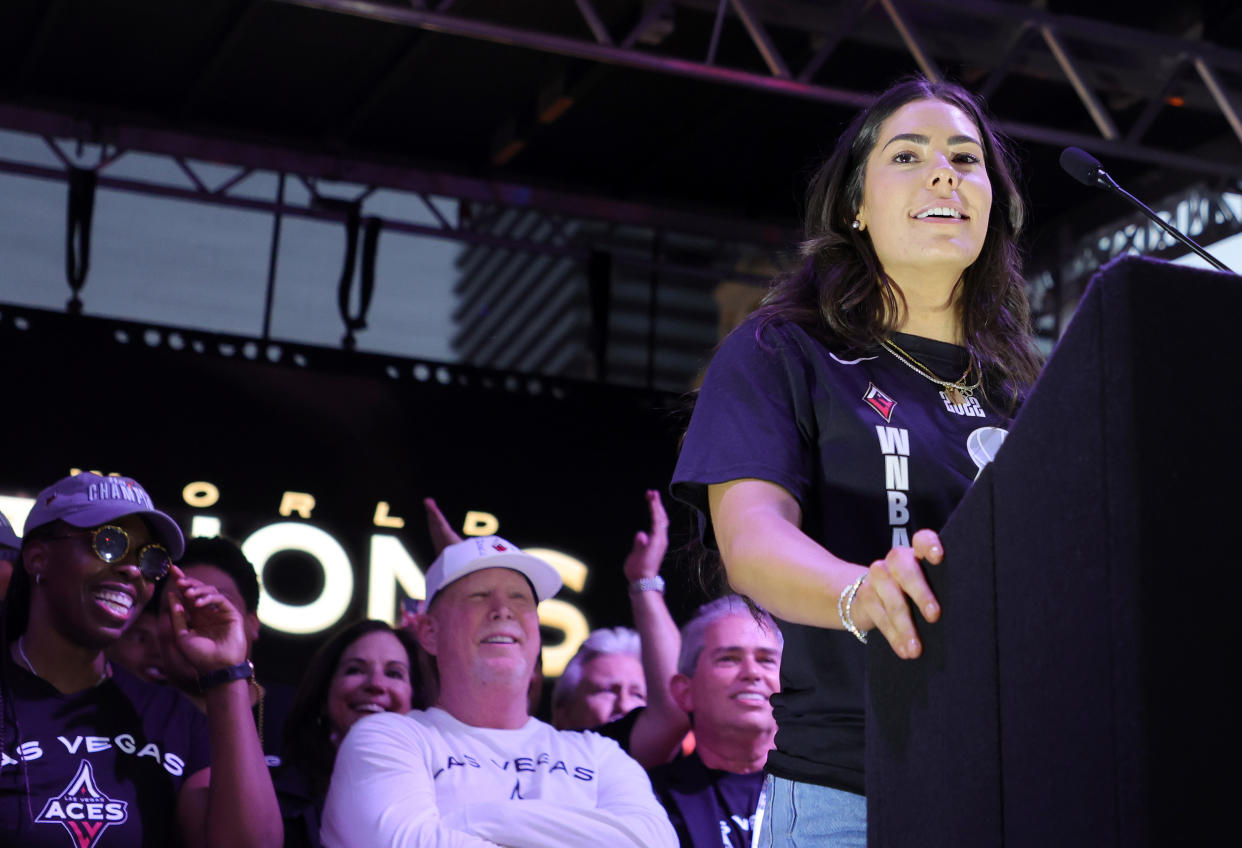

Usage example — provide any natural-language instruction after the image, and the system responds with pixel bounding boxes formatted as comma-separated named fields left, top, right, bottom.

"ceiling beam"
left=270, top=0, right=1242, bottom=178
left=0, top=103, right=790, bottom=246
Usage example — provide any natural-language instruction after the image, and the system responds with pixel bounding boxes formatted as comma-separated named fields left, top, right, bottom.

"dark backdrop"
left=0, top=305, right=712, bottom=690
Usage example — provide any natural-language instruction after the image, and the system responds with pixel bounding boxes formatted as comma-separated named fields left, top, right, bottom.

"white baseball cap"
left=424, top=535, right=562, bottom=608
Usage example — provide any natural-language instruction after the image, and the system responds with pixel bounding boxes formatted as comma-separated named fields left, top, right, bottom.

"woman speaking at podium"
left=672, top=76, right=1042, bottom=846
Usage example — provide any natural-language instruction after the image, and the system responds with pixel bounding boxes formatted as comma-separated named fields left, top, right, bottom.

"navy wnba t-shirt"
left=672, top=316, right=1011, bottom=794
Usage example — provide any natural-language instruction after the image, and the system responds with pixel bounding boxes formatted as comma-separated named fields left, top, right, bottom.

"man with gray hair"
left=649, top=595, right=783, bottom=848
left=552, top=625, right=646, bottom=730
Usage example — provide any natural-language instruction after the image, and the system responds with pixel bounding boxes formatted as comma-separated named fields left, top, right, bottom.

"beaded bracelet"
left=838, top=573, right=870, bottom=644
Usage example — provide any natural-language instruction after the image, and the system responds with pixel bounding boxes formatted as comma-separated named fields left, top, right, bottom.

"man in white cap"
left=321, top=535, right=677, bottom=848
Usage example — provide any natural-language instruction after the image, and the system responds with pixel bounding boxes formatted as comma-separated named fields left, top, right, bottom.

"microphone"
left=1059, top=147, right=1232, bottom=273
left=1059, top=147, right=1115, bottom=190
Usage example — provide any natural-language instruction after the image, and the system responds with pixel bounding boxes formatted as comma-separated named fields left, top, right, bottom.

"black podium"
left=866, top=256, right=1242, bottom=846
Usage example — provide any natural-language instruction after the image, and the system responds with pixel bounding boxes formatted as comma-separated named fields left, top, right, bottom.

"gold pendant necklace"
left=18, top=636, right=112, bottom=687
left=881, top=338, right=980, bottom=405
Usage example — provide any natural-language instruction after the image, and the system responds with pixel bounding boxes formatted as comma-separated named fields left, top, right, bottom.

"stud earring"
left=851, top=219, right=861, bottom=231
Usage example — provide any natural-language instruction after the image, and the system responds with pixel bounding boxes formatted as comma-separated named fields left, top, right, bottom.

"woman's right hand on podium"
left=851, top=529, right=944, bottom=659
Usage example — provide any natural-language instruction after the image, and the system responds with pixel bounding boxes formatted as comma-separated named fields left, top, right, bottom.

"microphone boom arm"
left=1099, top=175, right=1233, bottom=273
left=1059, top=146, right=1234, bottom=274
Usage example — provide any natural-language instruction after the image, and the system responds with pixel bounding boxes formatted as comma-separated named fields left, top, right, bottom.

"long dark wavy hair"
left=281, top=619, right=423, bottom=800
left=755, top=75, right=1042, bottom=407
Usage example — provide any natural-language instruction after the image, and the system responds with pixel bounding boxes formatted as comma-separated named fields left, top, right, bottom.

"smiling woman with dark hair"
left=672, top=76, right=1042, bottom=845
left=0, top=471, right=281, bottom=848
left=276, top=619, right=419, bottom=848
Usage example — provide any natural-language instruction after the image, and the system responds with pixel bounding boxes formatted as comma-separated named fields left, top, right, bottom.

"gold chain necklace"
left=250, top=678, right=266, bottom=753
left=18, top=636, right=112, bottom=687
left=880, top=338, right=980, bottom=405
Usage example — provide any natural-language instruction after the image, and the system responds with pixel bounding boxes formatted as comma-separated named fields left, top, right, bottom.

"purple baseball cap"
left=24, top=472, right=185, bottom=559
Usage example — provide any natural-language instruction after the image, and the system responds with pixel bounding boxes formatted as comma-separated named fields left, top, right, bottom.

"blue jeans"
left=756, top=774, right=867, bottom=848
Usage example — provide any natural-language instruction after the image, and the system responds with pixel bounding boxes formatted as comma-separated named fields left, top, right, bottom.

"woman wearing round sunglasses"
left=1, top=471, right=282, bottom=848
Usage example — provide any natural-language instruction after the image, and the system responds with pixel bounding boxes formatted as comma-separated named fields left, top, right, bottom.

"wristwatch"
left=629, top=576, right=666, bottom=595
left=198, top=660, right=255, bottom=691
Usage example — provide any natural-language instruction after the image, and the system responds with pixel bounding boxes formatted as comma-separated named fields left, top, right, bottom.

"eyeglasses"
left=46, top=524, right=172, bottom=582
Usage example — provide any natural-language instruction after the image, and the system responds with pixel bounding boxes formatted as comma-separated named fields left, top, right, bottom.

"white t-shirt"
left=320, top=706, right=678, bottom=848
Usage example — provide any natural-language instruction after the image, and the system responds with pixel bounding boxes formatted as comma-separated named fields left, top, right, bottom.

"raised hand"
left=623, top=489, right=670, bottom=583
left=163, top=564, right=248, bottom=674
left=424, top=497, right=464, bottom=555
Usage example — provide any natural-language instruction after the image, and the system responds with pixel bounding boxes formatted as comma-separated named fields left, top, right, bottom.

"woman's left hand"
left=163, top=564, right=249, bottom=674
left=851, top=528, right=944, bottom=659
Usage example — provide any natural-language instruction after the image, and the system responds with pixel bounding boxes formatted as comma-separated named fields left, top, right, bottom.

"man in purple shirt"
left=649, top=596, right=783, bottom=848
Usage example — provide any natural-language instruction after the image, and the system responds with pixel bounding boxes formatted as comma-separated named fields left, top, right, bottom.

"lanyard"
left=748, top=775, right=770, bottom=848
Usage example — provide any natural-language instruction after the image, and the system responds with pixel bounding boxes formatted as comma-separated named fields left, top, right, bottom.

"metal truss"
left=279, top=0, right=1242, bottom=179
left=1023, top=267, right=1060, bottom=352
left=6, top=0, right=1241, bottom=370
left=1029, top=181, right=1242, bottom=339
left=0, top=105, right=780, bottom=287
left=5, top=0, right=1241, bottom=269
left=1062, top=184, right=1242, bottom=278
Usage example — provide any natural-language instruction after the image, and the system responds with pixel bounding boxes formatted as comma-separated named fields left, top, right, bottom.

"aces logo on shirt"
left=35, top=760, right=129, bottom=848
